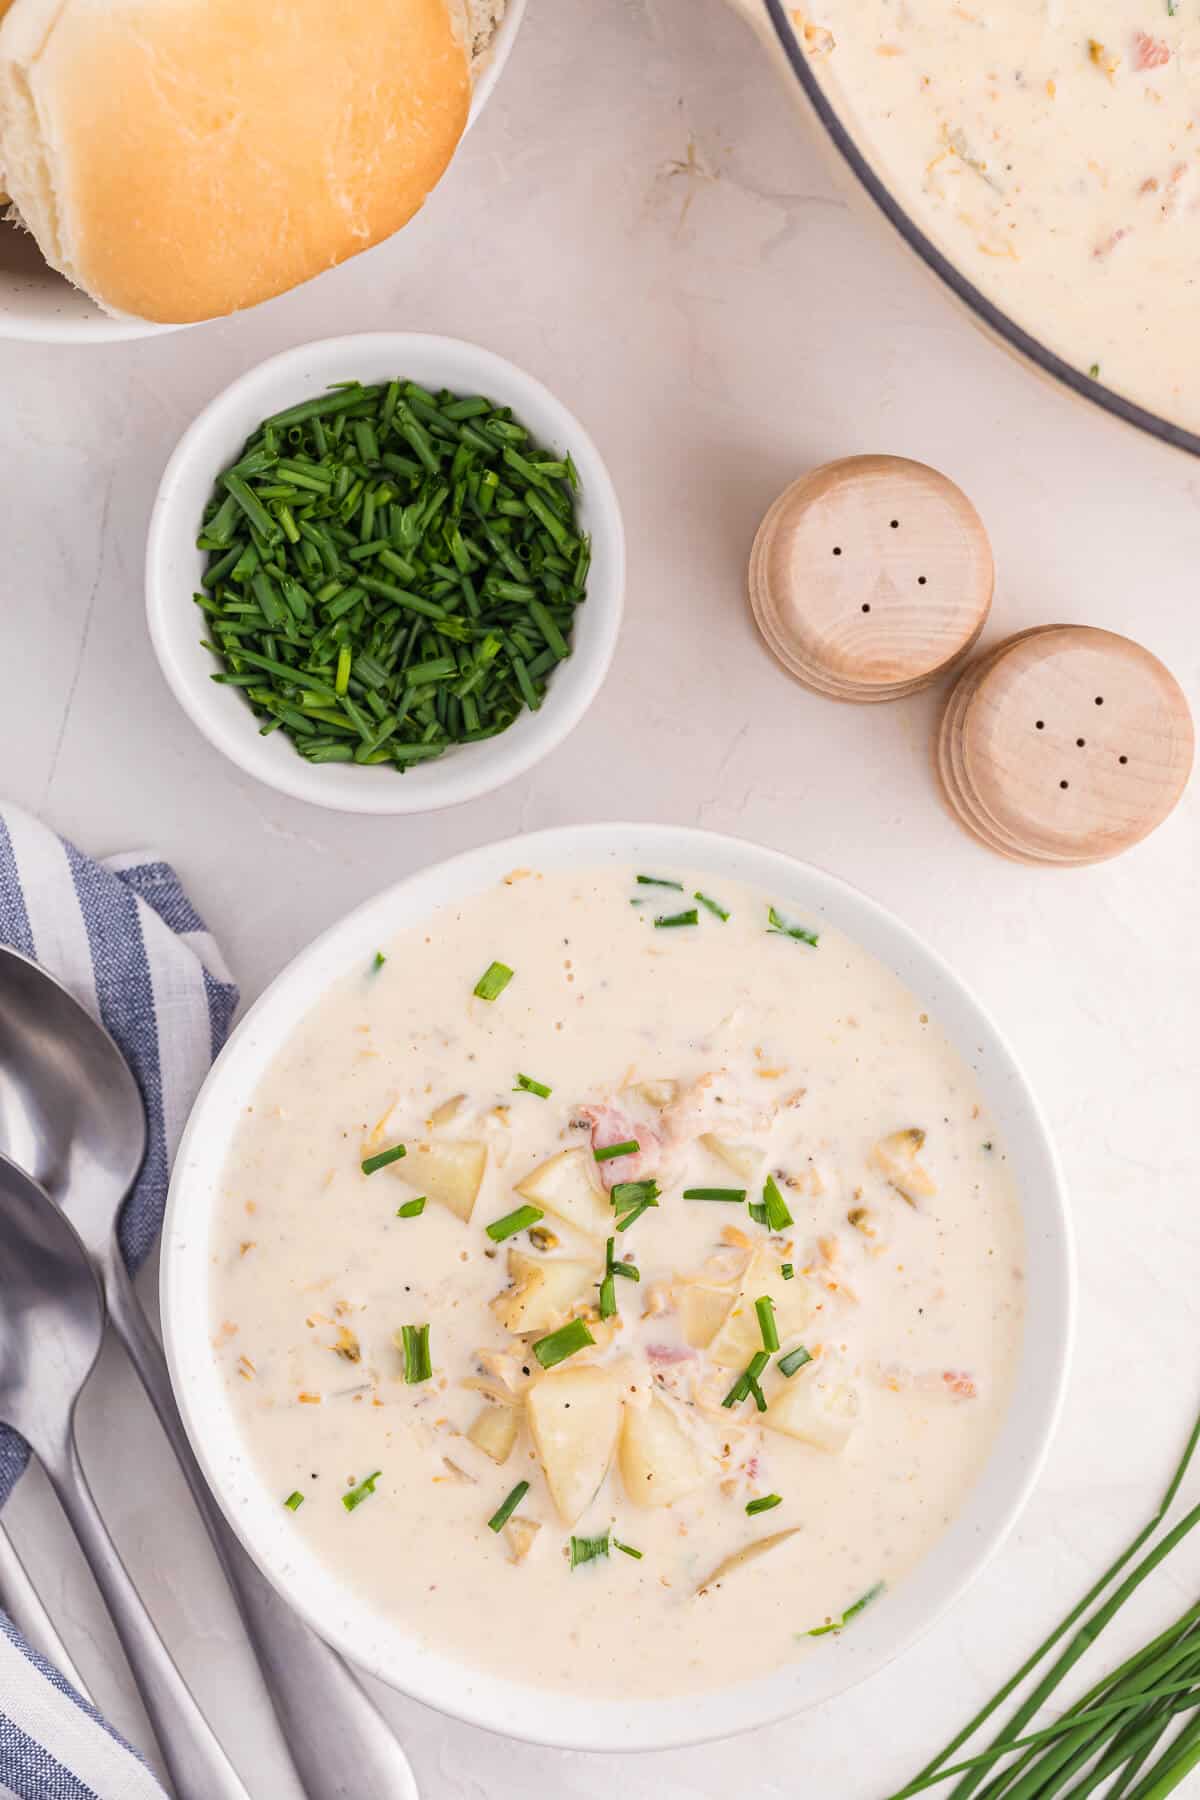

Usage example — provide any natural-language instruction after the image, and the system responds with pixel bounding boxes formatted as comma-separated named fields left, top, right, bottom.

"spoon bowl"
left=0, top=947, right=146, bottom=1257
left=0, top=1154, right=104, bottom=1462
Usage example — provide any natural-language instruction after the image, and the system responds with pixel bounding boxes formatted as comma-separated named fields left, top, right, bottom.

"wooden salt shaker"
left=748, top=455, right=994, bottom=702
left=936, top=626, right=1193, bottom=865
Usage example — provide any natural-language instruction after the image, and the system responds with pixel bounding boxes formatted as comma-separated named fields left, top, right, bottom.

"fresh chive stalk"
left=474, top=961, right=513, bottom=1002
left=755, top=1295, right=780, bottom=1352
left=654, top=909, right=699, bottom=929
left=807, top=1581, right=885, bottom=1638
left=781, top=1262, right=795, bottom=1281
left=636, top=875, right=683, bottom=889
left=514, top=1073, right=552, bottom=1098
left=532, top=1317, right=595, bottom=1370
left=683, top=1187, right=747, bottom=1203
left=746, top=1494, right=783, bottom=1516
left=485, top=1203, right=544, bottom=1243
left=767, top=906, right=820, bottom=947
left=399, top=1324, right=432, bottom=1384
left=722, top=1350, right=770, bottom=1412
left=763, top=1174, right=794, bottom=1231
left=342, top=1470, right=382, bottom=1512
left=362, top=1143, right=406, bottom=1175
left=487, top=1480, right=529, bottom=1533
left=284, top=1490, right=305, bottom=1511
left=395, top=1197, right=426, bottom=1219
left=595, top=1139, right=640, bottom=1163
left=570, top=1532, right=612, bottom=1569
left=778, top=1345, right=813, bottom=1377
left=694, top=891, right=730, bottom=921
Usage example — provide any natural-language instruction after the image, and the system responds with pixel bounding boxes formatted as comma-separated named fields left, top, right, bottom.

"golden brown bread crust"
left=1, top=0, right=470, bottom=322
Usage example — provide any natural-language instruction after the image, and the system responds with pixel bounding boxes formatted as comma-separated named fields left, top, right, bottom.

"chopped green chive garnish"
left=694, top=891, right=730, bottom=921
left=610, top=1252, right=639, bottom=1282
left=636, top=875, right=684, bottom=889
left=487, top=1480, right=529, bottom=1533
left=400, top=1323, right=432, bottom=1384
left=342, top=1470, right=382, bottom=1512
left=767, top=906, right=819, bottom=948
left=474, top=961, right=514, bottom=1002
left=362, top=1142, right=406, bottom=1175
left=683, top=1186, right=746, bottom=1203
left=615, top=1199, right=657, bottom=1233
left=722, top=1349, right=770, bottom=1412
left=396, top=1197, right=426, bottom=1219
left=485, top=1203, right=545, bottom=1243
left=532, top=1317, right=595, bottom=1370
left=778, top=1345, right=813, bottom=1378
left=746, top=1494, right=783, bottom=1516
left=615, top=1539, right=643, bottom=1559
left=569, top=1531, right=612, bottom=1568
left=610, top=1179, right=660, bottom=1208
left=196, top=381, right=589, bottom=773
left=1088, top=361, right=1101, bottom=378
left=595, top=1139, right=639, bottom=1163
left=284, top=1490, right=305, bottom=1511
left=598, top=1271, right=617, bottom=1319
left=982, top=1140, right=994, bottom=1152
left=654, top=909, right=699, bottom=929
left=755, top=1295, right=780, bottom=1352
left=514, top=1073, right=552, bottom=1098
left=371, top=951, right=386, bottom=972
left=748, top=1200, right=768, bottom=1225
left=781, top=1262, right=794, bottom=1281
left=763, top=1174, right=794, bottom=1231
left=805, top=1581, right=885, bottom=1637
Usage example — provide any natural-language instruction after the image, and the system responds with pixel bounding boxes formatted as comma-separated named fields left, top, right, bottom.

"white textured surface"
left=2, top=1, right=1199, bottom=1795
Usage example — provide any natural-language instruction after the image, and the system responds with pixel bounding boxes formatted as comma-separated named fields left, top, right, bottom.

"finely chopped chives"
left=767, top=906, right=820, bottom=947
left=342, top=1470, right=382, bottom=1512
left=763, top=1173, right=794, bottom=1231
left=399, top=1324, right=432, bottom=1384
left=514, top=1073, right=552, bottom=1098
left=473, top=961, right=513, bottom=1002
left=487, top=1480, right=529, bottom=1533
left=778, top=1345, right=813, bottom=1377
left=362, top=1143, right=406, bottom=1175
left=654, top=909, right=699, bottom=929
left=683, top=1187, right=747, bottom=1203
left=755, top=1295, right=780, bottom=1352
left=746, top=1494, right=783, bottom=1516
left=532, top=1317, right=595, bottom=1369
left=694, top=891, right=730, bottom=921
left=595, top=1139, right=639, bottom=1163
left=485, top=1203, right=545, bottom=1243
left=395, top=1197, right=426, bottom=1219
left=194, top=379, right=590, bottom=772
left=284, top=1490, right=305, bottom=1511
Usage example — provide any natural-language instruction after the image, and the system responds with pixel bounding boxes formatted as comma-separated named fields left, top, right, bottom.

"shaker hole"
left=1076, top=738, right=1085, bottom=748
left=1095, top=695, right=1104, bottom=706
left=1035, top=720, right=1045, bottom=730
left=861, top=604, right=871, bottom=613
left=832, top=546, right=842, bottom=557
left=917, top=575, right=927, bottom=586
left=1119, top=754, right=1129, bottom=765
left=890, top=519, right=900, bottom=529
left=1060, top=780, right=1069, bottom=790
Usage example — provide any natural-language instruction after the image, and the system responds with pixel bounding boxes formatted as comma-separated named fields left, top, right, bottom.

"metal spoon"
left=0, top=946, right=417, bottom=1800
left=0, top=1153, right=249, bottom=1800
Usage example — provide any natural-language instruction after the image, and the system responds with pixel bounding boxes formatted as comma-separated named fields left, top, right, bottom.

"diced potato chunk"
left=467, top=1402, right=520, bottom=1465
left=870, top=1128, right=936, bottom=1206
left=491, top=1256, right=596, bottom=1335
left=503, top=1516, right=541, bottom=1563
left=619, top=1396, right=705, bottom=1507
left=765, top=1367, right=860, bottom=1453
left=700, top=1134, right=766, bottom=1183
left=635, top=1079, right=679, bottom=1108
left=515, top=1147, right=611, bottom=1240
left=680, top=1283, right=737, bottom=1349
left=526, top=1367, right=622, bottom=1525
left=707, top=1254, right=815, bottom=1369
left=695, top=1527, right=801, bottom=1596
left=396, top=1140, right=486, bottom=1221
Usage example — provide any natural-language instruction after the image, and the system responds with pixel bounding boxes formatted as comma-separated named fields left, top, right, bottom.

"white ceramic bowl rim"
left=161, top=823, right=1075, bottom=1752
left=144, top=331, right=624, bottom=815
left=0, top=0, right=526, bottom=344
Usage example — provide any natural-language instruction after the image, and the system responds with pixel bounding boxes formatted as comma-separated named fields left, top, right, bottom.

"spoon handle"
left=107, top=1259, right=417, bottom=1800
left=44, top=1432, right=250, bottom=1800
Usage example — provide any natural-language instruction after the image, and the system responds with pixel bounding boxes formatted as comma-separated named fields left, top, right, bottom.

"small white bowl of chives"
left=145, top=332, right=624, bottom=813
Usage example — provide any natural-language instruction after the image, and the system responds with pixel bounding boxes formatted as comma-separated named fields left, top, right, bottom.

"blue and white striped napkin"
left=0, top=803, right=239, bottom=1800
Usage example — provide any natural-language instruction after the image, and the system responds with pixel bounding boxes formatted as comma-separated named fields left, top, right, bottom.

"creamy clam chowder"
left=210, top=865, right=1025, bottom=1698
left=790, top=0, right=1200, bottom=431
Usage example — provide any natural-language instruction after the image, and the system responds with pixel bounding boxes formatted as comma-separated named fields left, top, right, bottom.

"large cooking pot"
left=728, top=0, right=1200, bottom=460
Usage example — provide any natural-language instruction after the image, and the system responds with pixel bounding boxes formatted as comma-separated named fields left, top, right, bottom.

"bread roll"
left=0, top=0, right=472, bottom=322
